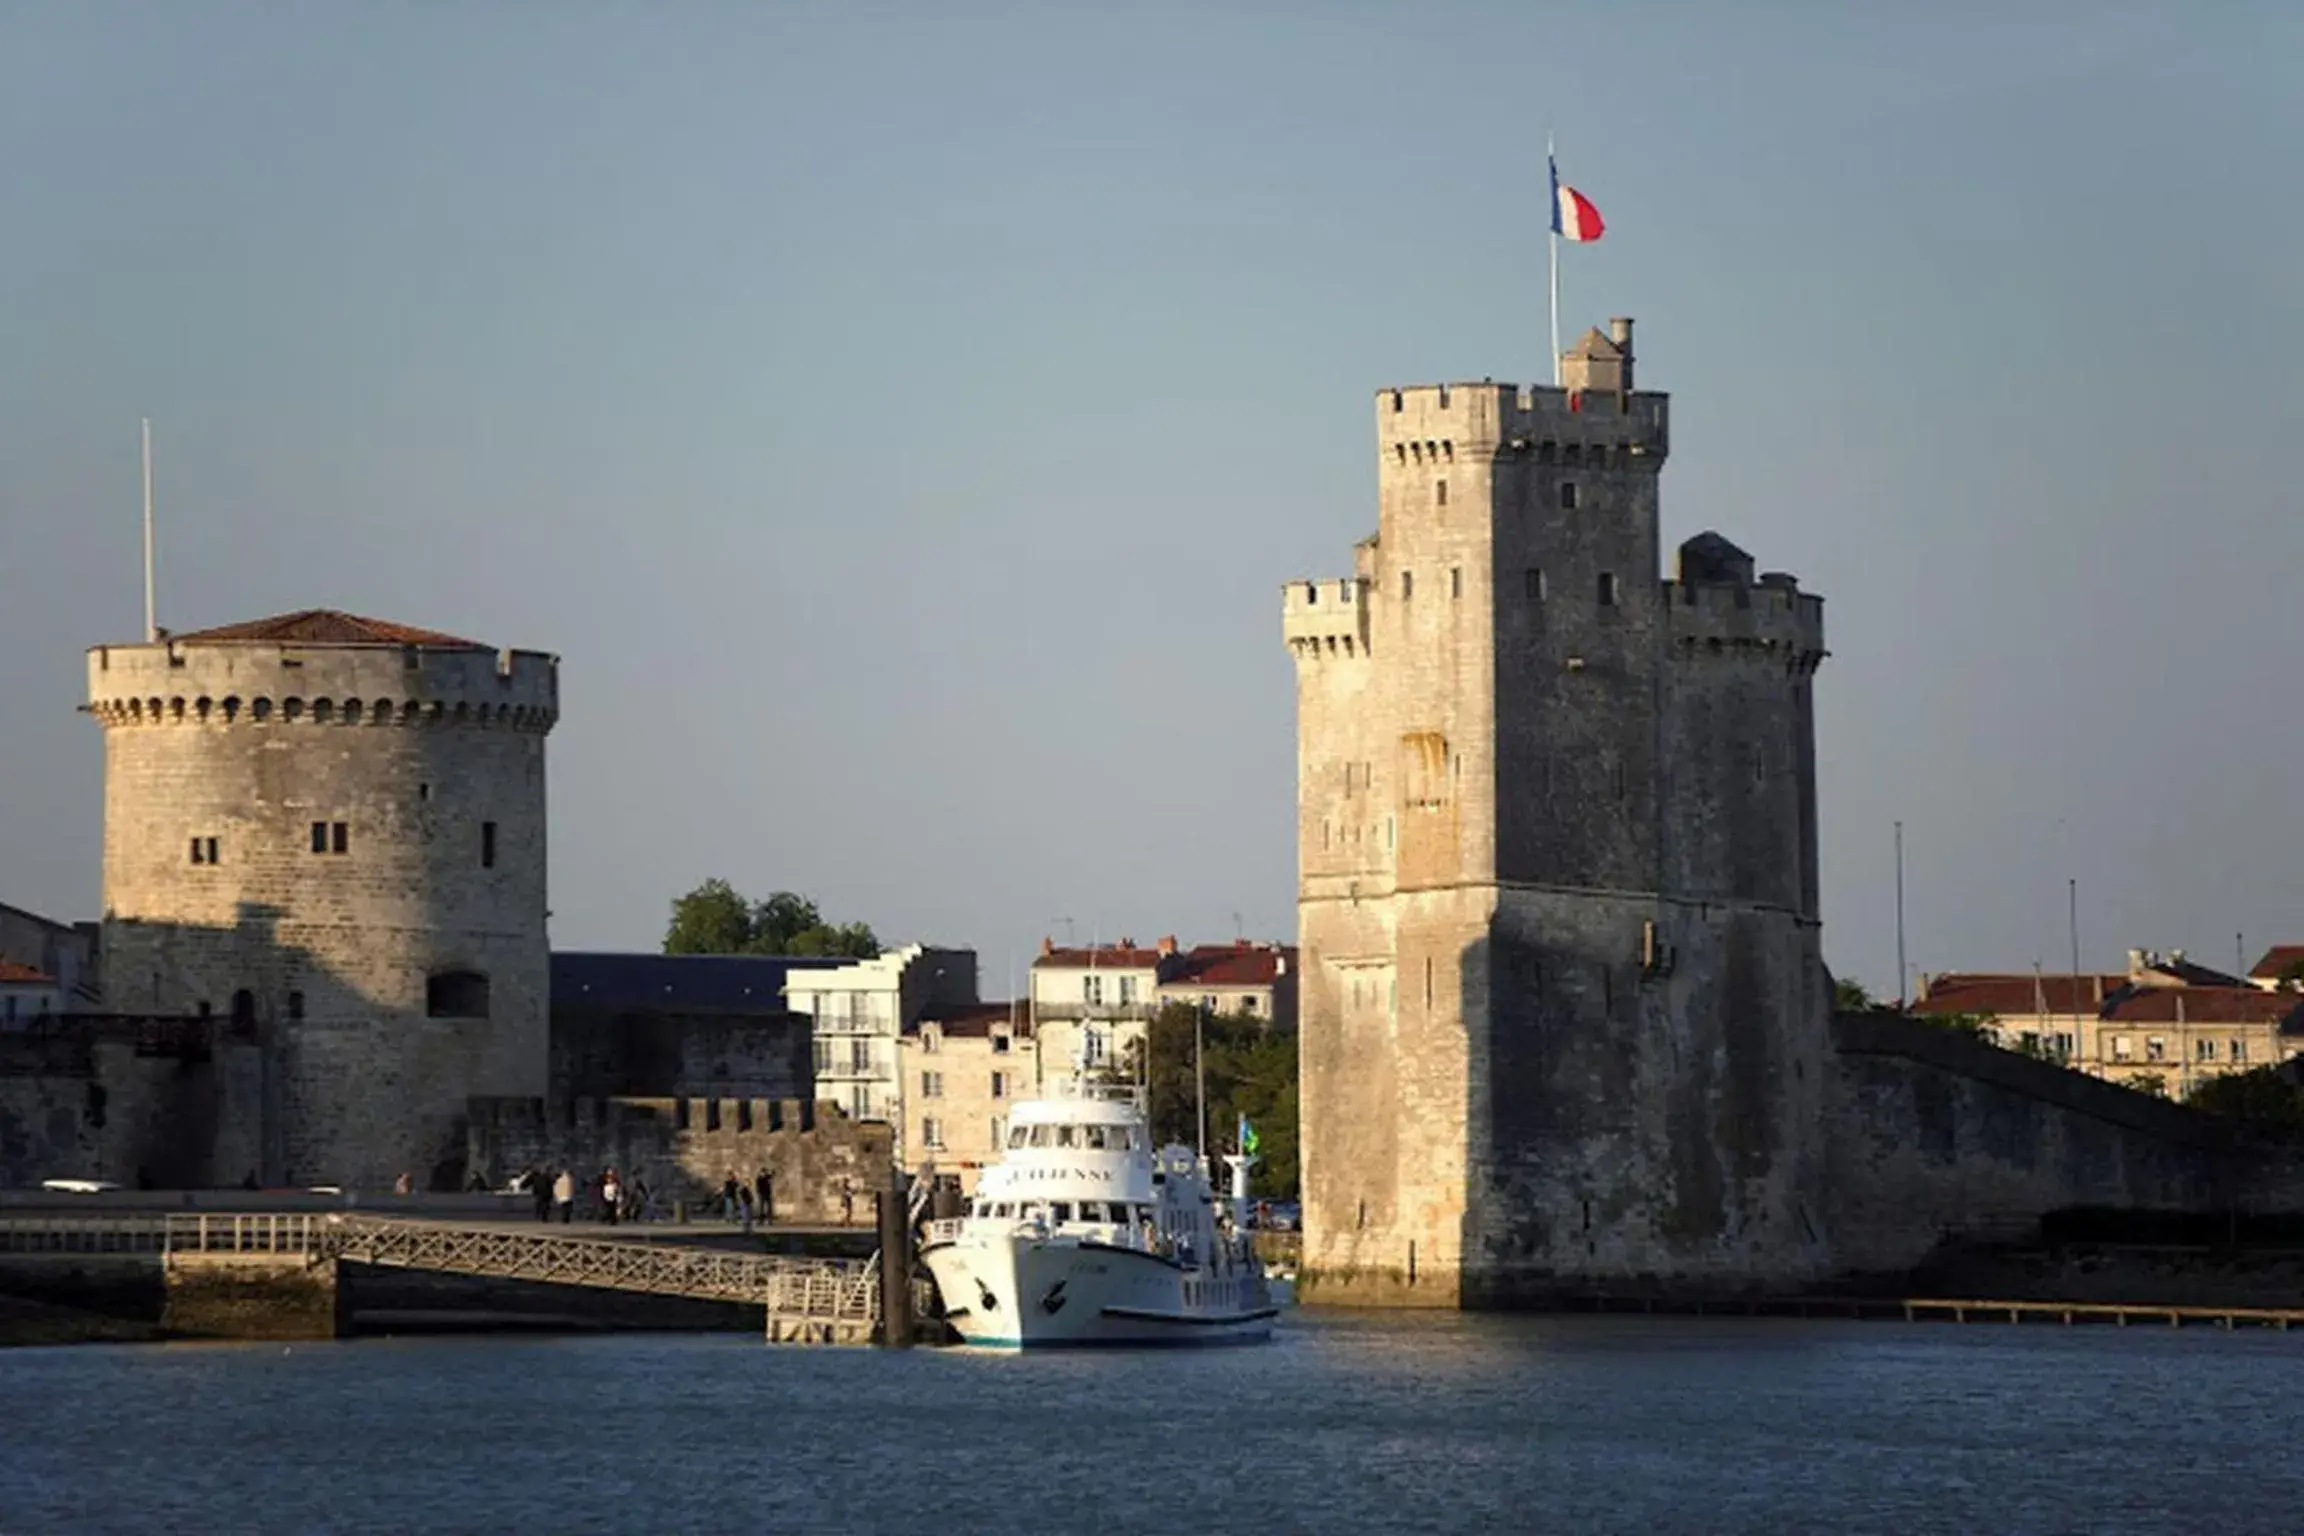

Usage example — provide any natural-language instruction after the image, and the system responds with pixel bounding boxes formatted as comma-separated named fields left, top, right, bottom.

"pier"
left=0, top=1212, right=884, bottom=1344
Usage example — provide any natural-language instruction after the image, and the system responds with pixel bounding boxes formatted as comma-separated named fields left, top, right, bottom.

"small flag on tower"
left=1550, top=155, right=1604, bottom=243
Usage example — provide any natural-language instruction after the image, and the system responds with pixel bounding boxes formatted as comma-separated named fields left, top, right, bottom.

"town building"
left=782, top=944, right=978, bottom=1161
left=0, top=901, right=97, bottom=1005
left=1914, top=948, right=2304, bottom=1093
left=897, top=1001, right=1035, bottom=1193
left=1028, top=938, right=1172, bottom=1090
left=0, top=962, right=66, bottom=1026
left=1156, top=941, right=1298, bottom=1028
left=84, top=608, right=558, bottom=1189
left=1285, top=320, right=1831, bottom=1305
left=549, top=951, right=844, bottom=1100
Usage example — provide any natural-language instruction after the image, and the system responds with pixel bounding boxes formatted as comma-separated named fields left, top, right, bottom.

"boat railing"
left=925, top=1217, right=968, bottom=1245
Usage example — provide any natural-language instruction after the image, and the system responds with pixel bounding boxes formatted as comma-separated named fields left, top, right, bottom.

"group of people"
left=716, top=1171, right=777, bottom=1230
left=515, top=1165, right=651, bottom=1225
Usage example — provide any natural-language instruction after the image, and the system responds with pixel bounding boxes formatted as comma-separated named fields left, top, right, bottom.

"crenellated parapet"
left=85, top=639, right=559, bottom=734
left=1375, top=380, right=1669, bottom=469
left=1664, top=574, right=1827, bottom=676
left=1282, top=576, right=1373, bottom=660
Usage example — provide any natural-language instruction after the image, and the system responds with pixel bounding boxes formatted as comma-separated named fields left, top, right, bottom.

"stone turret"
left=85, top=609, right=558, bottom=1189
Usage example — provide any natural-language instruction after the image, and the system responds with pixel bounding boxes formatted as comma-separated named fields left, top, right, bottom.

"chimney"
left=1276, top=954, right=1289, bottom=977
left=1039, top=936, right=1054, bottom=957
left=2127, top=948, right=2146, bottom=980
left=1156, top=935, right=1177, bottom=958
left=1609, top=316, right=1635, bottom=392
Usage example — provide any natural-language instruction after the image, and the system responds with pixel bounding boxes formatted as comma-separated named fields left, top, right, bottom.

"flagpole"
left=1547, top=133, right=1561, bottom=386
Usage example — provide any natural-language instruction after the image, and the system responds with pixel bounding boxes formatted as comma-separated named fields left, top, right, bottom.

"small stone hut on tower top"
left=1284, top=318, right=1830, bottom=1306
left=85, top=609, right=559, bottom=1190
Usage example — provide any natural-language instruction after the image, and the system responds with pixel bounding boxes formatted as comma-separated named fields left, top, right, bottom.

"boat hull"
left=922, top=1235, right=1276, bottom=1350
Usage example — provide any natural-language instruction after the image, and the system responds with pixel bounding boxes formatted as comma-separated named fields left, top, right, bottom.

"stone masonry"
left=1286, top=321, right=1831, bottom=1305
left=85, top=611, right=558, bottom=1191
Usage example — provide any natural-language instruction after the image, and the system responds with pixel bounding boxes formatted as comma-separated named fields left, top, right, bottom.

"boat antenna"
left=1194, top=1000, right=1208, bottom=1168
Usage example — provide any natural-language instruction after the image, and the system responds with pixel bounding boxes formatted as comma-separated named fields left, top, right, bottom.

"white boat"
left=919, top=1080, right=1277, bottom=1350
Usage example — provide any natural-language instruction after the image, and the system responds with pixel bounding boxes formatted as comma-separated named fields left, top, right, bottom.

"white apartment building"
left=783, top=944, right=976, bottom=1162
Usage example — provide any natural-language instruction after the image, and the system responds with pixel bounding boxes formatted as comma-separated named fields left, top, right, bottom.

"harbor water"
left=4, top=1309, right=2301, bottom=1534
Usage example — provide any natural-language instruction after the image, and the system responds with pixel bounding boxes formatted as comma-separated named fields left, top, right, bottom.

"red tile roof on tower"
left=0, top=961, right=55, bottom=984
left=166, top=610, right=485, bottom=648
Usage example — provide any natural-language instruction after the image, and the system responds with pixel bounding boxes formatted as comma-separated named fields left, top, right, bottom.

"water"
left=4, top=1311, right=2300, bottom=1534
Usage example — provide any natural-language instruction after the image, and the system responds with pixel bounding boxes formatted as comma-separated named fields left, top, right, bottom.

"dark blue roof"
left=550, top=951, right=852, bottom=1012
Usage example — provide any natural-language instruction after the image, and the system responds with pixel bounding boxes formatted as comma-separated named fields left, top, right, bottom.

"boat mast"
left=1194, top=1001, right=1207, bottom=1168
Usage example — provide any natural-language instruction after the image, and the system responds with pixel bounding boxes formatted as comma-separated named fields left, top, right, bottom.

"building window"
left=991, top=1071, right=1009, bottom=1100
left=230, top=989, right=255, bottom=1028
left=287, top=990, right=305, bottom=1021
left=1083, top=1025, right=1106, bottom=1065
left=1083, top=975, right=1104, bottom=1006
left=1242, top=996, right=1259, bottom=1015
left=481, top=821, right=497, bottom=869
left=1118, top=976, right=1137, bottom=1005
left=1401, top=570, right=1414, bottom=600
left=2146, top=1036, right=2167, bottom=1062
left=310, top=821, right=328, bottom=854
left=2052, top=1032, right=2074, bottom=1060
left=920, top=1027, right=940, bottom=1055
left=189, top=836, right=219, bottom=865
left=1560, top=482, right=1578, bottom=510
left=813, top=1038, right=834, bottom=1075
left=923, top=1117, right=944, bottom=1150
left=922, top=1070, right=944, bottom=1099
left=849, top=1038, right=872, bottom=1073
left=991, top=1032, right=1011, bottom=1055
left=2234, top=1039, right=2249, bottom=1063
left=425, top=970, right=490, bottom=1019
left=2112, top=1035, right=2132, bottom=1061
left=1598, top=573, right=1619, bottom=606
left=851, top=1085, right=872, bottom=1120
left=311, top=820, right=349, bottom=855
left=990, top=1117, right=1004, bottom=1150
left=1436, top=479, right=1448, bottom=507
left=2196, top=1038, right=2218, bottom=1062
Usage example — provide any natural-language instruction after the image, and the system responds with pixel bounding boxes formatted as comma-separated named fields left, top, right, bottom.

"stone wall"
left=87, top=636, right=557, bottom=1191
left=1823, top=1015, right=2248, bottom=1276
left=467, top=1096, right=891, bottom=1224
left=550, top=1004, right=810, bottom=1102
left=0, top=1020, right=264, bottom=1190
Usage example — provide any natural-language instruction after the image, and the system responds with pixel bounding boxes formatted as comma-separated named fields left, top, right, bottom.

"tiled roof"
left=916, top=1002, right=1030, bottom=1039
left=2250, top=945, right=2304, bottom=982
left=1171, top=944, right=1295, bottom=988
left=1563, top=327, right=1623, bottom=360
left=2142, top=956, right=2249, bottom=988
left=551, top=952, right=852, bottom=1012
left=1034, top=946, right=1173, bottom=971
left=168, top=610, right=485, bottom=648
left=1914, top=973, right=2126, bottom=1017
left=2099, top=985, right=2304, bottom=1027
left=0, top=961, right=55, bottom=984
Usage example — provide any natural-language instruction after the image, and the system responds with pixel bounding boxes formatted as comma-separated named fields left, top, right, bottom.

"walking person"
left=529, top=1167, right=552, bottom=1223
left=601, top=1167, right=622, bottom=1226
left=738, top=1183, right=755, bottom=1234
left=753, top=1169, right=773, bottom=1225
left=630, top=1172, right=652, bottom=1223
left=720, top=1175, right=741, bottom=1224
left=840, top=1178, right=855, bottom=1226
left=552, top=1167, right=575, bottom=1224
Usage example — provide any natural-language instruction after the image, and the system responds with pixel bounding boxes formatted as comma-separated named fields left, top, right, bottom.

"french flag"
left=1550, top=156, right=1604, bottom=243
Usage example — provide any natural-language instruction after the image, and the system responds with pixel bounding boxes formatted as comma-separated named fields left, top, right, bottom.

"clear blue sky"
left=3, top=4, right=2298, bottom=996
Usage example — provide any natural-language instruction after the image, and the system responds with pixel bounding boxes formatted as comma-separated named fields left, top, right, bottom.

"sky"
left=2, top=3, right=2299, bottom=999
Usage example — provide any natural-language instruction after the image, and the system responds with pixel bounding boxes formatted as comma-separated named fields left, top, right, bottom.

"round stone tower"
left=85, top=610, right=559, bottom=1190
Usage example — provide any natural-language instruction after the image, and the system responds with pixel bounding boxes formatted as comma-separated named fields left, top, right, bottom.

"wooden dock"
left=1547, top=1291, right=2304, bottom=1331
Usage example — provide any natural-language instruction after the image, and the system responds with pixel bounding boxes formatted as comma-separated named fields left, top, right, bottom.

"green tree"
left=1833, top=977, right=1876, bottom=1015
left=2185, top=1066, right=2304, bottom=1138
left=661, top=880, right=879, bottom=959
left=1116, top=1002, right=1299, bottom=1199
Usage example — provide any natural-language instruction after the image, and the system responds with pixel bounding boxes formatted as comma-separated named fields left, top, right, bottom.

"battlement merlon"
left=1663, top=569, right=1828, bottom=671
left=86, top=640, right=561, bottom=726
left=1281, top=576, right=1372, bottom=660
left=1375, top=320, right=1668, bottom=463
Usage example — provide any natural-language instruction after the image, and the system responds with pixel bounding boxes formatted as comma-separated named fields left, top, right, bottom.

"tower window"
left=310, top=821, right=327, bottom=854
left=287, top=990, right=305, bottom=1021
left=1401, top=571, right=1414, bottom=600
left=230, top=989, right=255, bottom=1028
left=425, top=970, right=490, bottom=1019
left=1450, top=567, right=1462, bottom=599
left=482, top=821, right=498, bottom=869
left=1598, top=573, right=1620, bottom=606
left=189, top=836, right=219, bottom=865
left=1525, top=568, right=1547, bottom=601
left=1560, top=482, right=1578, bottom=510
left=332, top=821, right=348, bottom=855
left=1436, top=479, right=1448, bottom=507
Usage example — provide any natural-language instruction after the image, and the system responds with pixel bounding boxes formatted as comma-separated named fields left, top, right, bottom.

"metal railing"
left=0, top=1213, right=321, bottom=1256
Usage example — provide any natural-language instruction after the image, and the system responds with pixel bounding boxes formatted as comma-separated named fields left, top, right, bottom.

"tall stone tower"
left=1283, top=321, right=1830, bottom=1306
left=85, top=610, right=558, bottom=1190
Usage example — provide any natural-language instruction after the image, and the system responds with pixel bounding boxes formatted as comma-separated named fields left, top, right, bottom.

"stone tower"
left=85, top=610, right=559, bottom=1190
left=1283, top=321, right=1830, bottom=1306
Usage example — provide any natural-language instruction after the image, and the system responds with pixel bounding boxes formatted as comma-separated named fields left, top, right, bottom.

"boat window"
left=994, top=1203, right=1014, bottom=1218
left=1113, top=1126, right=1139, bottom=1151
left=1084, top=1125, right=1109, bottom=1150
left=1009, top=1125, right=1029, bottom=1149
left=1056, top=1125, right=1078, bottom=1148
left=1029, top=1125, right=1052, bottom=1148
left=1051, top=1202, right=1073, bottom=1224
